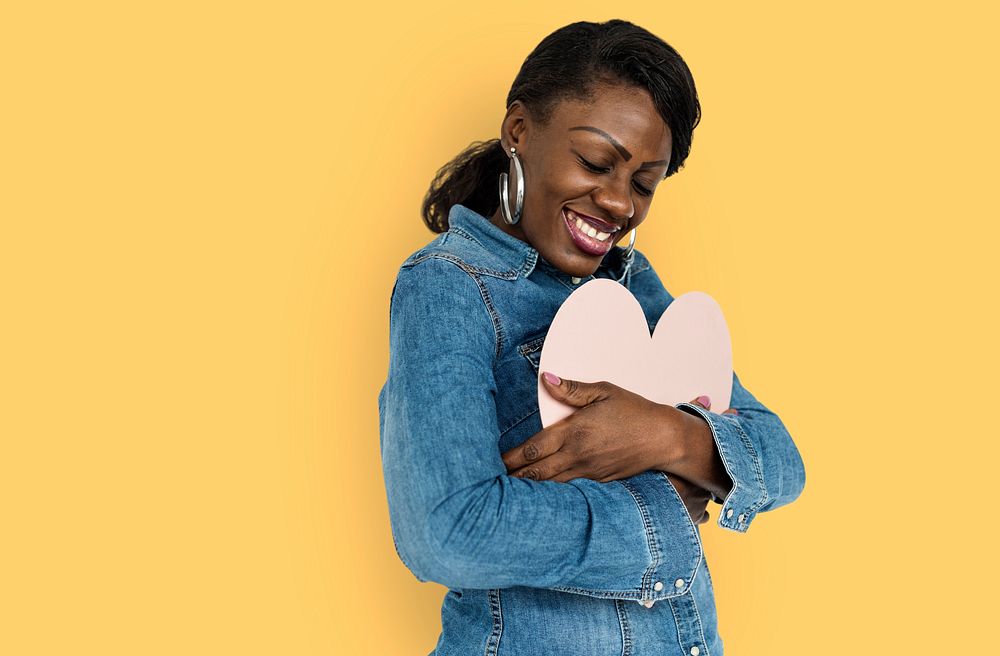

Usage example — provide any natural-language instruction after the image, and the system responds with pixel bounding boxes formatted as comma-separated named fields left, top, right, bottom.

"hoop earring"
left=621, top=227, right=637, bottom=277
left=622, top=228, right=637, bottom=263
left=498, top=146, right=524, bottom=225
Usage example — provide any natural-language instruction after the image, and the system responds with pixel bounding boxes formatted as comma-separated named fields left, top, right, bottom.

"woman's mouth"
left=562, top=208, right=617, bottom=256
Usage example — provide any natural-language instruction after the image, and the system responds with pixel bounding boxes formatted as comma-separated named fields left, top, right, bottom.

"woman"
left=378, top=19, right=805, bottom=655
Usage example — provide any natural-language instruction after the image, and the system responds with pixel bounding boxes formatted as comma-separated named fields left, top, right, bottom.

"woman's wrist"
left=652, top=403, right=733, bottom=501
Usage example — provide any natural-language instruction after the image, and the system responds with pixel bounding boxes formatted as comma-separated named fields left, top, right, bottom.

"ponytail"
left=421, top=139, right=508, bottom=233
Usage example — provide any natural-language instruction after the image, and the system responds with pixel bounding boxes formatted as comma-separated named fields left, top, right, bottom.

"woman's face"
left=489, top=82, right=673, bottom=278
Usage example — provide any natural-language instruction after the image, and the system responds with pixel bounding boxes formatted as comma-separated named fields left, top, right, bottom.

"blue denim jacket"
left=378, top=203, right=806, bottom=655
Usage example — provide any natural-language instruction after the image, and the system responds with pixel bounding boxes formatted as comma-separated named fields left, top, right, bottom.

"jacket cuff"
left=615, top=470, right=703, bottom=600
left=674, top=402, right=769, bottom=533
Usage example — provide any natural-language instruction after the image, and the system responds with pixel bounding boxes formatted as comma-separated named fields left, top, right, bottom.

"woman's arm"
left=379, top=256, right=702, bottom=601
left=636, top=266, right=807, bottom=533
left=670, top=372, right=807, bottom=531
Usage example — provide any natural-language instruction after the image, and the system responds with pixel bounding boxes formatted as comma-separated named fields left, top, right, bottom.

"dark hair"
left=421, top=19, right=702, bottom=233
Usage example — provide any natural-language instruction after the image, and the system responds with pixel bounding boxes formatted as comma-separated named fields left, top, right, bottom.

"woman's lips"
left=562, top=208, right=615, bottom=256
left=568, top=209, right=621, bottom=234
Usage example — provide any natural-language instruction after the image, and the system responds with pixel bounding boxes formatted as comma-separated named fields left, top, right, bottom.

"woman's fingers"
left=690, top=395, right=711, bottom=409
left=690, top=394, right=739, bottom=416
left=509, top=449, right=576, bottom=482
left=501, top=427, right=563, bottom=471
left=540, top=371, right=612, bottom=407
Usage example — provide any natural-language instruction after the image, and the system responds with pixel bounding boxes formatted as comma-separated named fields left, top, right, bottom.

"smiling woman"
left=379, top=18, right=805, bottom=656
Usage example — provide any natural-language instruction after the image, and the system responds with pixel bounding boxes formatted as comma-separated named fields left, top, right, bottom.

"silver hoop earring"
left=622, top=228, right=637, bottom=265
left=498, top=146, right=524, bottom=225
left=621, top=227, right=637, bottom=279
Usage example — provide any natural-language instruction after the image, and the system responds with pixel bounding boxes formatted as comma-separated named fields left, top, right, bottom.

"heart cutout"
left=538, top=279, right=733, bottom=427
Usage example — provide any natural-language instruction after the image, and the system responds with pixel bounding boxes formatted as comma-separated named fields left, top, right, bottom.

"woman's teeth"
left=568, top=212, right=611, bottom=242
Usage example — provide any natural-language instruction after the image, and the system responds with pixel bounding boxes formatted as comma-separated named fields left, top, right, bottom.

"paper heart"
left=538, top=279, right=733, bottom=427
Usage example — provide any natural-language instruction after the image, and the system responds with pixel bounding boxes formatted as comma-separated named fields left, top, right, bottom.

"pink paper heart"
left=538, top=279, right=733, bottom=427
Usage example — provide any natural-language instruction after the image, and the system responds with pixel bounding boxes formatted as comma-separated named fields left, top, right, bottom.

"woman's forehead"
left=550, top=87, right=671, bottom=154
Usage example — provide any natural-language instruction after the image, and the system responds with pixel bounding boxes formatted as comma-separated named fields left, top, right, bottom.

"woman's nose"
left=593, top=178, right=635, bottom=223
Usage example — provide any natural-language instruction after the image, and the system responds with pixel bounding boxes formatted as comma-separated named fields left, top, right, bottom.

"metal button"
left=653, top=581, right=664, bottom=591
left=738, top=513, right=746, bottom=523
left=639, top=599, right=655, bottom=608
left=690, top=646, right=701, bottom=656
left=674, top=578, right=685, bottom=589
left=726, top=508, right=734, bottom=519
left=570, top=276, right=582, bottom=284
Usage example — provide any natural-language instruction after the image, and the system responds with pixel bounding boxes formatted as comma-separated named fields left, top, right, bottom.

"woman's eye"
left=633, top=181, right=653, bottom=197
left=579, top=156, right=654, bottom=197
left=579, top=157, right=610, bottom=174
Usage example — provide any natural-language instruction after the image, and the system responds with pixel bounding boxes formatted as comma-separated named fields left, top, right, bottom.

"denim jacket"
left=378, top=203, right=806, bottom=655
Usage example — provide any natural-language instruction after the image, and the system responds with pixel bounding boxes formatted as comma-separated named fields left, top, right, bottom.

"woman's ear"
left=500, top=101, right=529, bottom=152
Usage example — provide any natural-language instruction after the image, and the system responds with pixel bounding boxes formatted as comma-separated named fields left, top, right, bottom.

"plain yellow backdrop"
left=2, top=1, right=997, bottom=654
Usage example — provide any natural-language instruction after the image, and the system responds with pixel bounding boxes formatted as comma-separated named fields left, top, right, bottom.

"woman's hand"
left=500, top=371, right=734, bottom=487
left=666, top=471, right=712, bottom=525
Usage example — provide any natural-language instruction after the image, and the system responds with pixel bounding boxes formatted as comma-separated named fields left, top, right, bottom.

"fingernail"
left=542, top=371, right=561, bottom=386
left=696, top=395, right=711, bottom=407
left=731, top=409, right=739, bottom=415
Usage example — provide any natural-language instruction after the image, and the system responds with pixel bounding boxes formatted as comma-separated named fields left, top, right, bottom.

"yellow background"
left=2, top=1, right=997, bottom=653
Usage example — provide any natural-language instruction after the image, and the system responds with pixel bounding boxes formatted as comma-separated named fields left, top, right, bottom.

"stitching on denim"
left=484, top=588, right=503, bottom=656
left=401, top=253, right=505, bottom=359
left=614, top=599, right=633, bottom=656
left=547, top=584, right=687, bottom=599
left=498, top=407, right=538, bottom=439
left=517, top=339, right=543, bottom=374
left=403, top=250, right=519, bottom=281
left=544, top=476, right=705, bottom=598
left=619, top=479, right=659, bottom=592
left=473, top=276, right=506, bottom=358
left=516, top=335, right=546, bottom=356
left=447, top=225, right=485, bottom=250
left=495, top=335, right=547, bottom=437
left=676, top=403, right=747, bottom=533
left=688, top=588, right=713, bottom=656
left=438, top=228, right=525, bottom=280
left=728, top=414, right=770, bottom=516
left=657, top=469, right=705, bottom=561
left=667, top=595, right=686, bottom=652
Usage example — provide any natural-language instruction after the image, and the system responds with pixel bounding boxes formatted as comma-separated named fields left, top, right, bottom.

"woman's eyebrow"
left=568, top=125, right=669, bottom=170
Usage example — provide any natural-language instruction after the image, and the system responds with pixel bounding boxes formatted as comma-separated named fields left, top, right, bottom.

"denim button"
left=674, top=578, right=685, bottom=589
left=653, top=581, right=664, bottom=591
left=690, top=646, right=701, bottom=656
left=726, top=508, right=734, bottom=519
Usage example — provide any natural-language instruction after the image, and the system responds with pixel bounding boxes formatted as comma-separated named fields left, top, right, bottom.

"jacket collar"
left=446, top=203, right=627, bottom=281
left=446, top=203, right=539, bottom=277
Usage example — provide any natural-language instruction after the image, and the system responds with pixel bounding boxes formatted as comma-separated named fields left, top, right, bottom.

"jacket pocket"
left=516, top=334, right=545, bottom=373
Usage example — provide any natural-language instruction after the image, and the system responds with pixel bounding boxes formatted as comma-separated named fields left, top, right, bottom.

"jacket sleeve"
left=639, top=261, right=807, bottom=533
left=378, top=256, right=702, bottom=601
left=675, top=369, right=806, bottom=532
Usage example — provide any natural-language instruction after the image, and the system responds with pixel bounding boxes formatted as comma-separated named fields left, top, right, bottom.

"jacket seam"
left=429, top=229, right=524, bottom=280
left=614, top=599, right=633, bottom=656
left=498, top=407, right=539, bottom=439
left=484, top=588, right=503, bottom=656
left=689, top=589, right=713, bottom=656
left=618, top=478, right=660, bottom=592
left=729, top=415, right=770, bottom=516
left=402, top=252, right=505, bottom=359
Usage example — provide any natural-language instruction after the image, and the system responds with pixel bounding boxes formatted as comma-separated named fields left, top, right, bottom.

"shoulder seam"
left=404, top=244, right=520, bottom=281
left=401, top=253, right=504, bottom=360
